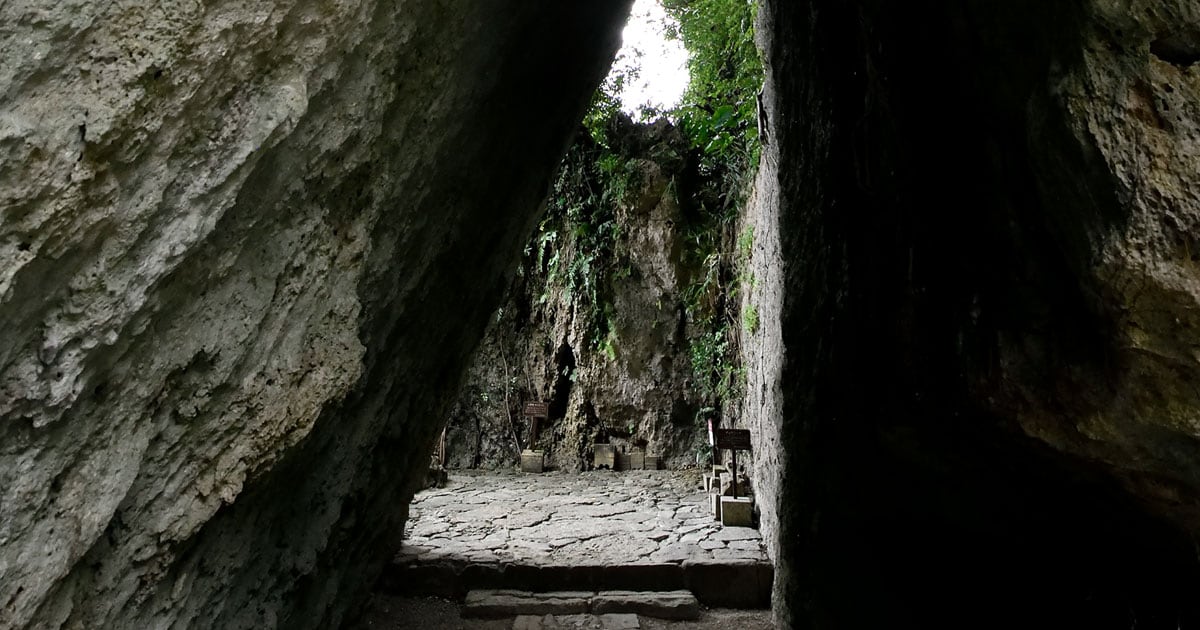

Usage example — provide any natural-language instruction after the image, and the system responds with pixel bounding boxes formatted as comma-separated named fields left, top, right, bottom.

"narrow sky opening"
left=610, top=0, right=689, bottom=119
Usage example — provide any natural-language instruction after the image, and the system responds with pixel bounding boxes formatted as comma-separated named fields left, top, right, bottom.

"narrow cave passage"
left=363, top=0, right=1200, bottom=629
left=356, top=0, right=776, bottom=626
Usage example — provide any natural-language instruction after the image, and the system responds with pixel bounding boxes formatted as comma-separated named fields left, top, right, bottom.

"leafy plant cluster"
left=528, top=126, right=638, bottom=354
left=663, top=0, right=764, bottom=409
left=527, top=0, right=764, bottom=412
left=664, top=0, right=763, bottom=176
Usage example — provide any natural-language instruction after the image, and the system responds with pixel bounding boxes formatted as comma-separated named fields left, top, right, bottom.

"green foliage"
left=600, top=331, right=618, bottom=363
left=659, top=0, right=764, bottom=409
left=742, top=303, right=759, bottom=335
left=689, top=329, right=744, bottom=404
left=663, top=0, right=763, bottom=169
left=528, top=0, right=764, bottom=412
left=531, top=127, right=639, bottom=352
left=737, top=225, right=755, bottom=261
left=584, top=49, right=642, bottom=144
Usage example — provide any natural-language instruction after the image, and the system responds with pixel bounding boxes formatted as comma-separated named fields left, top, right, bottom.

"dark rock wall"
left=752, top=0, right=1200, bottom=627
left=0, top=2, right=630, bottom=628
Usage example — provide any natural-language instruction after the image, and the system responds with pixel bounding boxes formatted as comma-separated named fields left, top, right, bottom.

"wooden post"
left=730, top=448, right=738, bottom=499
left=522, top=401, right=549, bottom=446
left=714, top=428, right=752, bottom=499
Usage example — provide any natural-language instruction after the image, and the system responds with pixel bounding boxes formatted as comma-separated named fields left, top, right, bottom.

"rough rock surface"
left=463, top=591, right=591, bottom=619
left=0, top=1, right=631, bottom=628
left=444, top=121, right=709, bottom=472
left=462, top=589, right=699, bottom=621
left=749, top=0, right=1200, bottom=627
left=590, top=591, right=700, bottom=620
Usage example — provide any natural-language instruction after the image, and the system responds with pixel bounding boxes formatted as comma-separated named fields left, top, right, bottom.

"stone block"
left=719, top=497, right=753, bottom=527
left=463, top=590, right=590, bottom=618
left=594, top=444, right=616, bottom=470
left=710, top=493, right=722, bottom=520
left=628, top=451, right=645, bottom=470
left=645, top=455, right=660, bottom=470
left=596, top=614, right=641, bottom=629
left=525, top=564, right=600, bottom=592
left=512, top=616, right=542, bottom=630
left=719, top=478, right=750, bottom=497
left=710, top=526, right=760, bottom=542
left=521, top=449, right=545, bottom=473
left=705, top=474, right=732, bottom=493
left=591, top=590, right=701, bottom=620
left=682, top=559, right=772, bottom=609
left=615, top=452, right=631, bottom=471
left=590, top=564, right=685, bottom=592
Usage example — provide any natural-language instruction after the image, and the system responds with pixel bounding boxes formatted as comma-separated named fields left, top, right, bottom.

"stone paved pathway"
left=398, top=469, right=768, bottom=567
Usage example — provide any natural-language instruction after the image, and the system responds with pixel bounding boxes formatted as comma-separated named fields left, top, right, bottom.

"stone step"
left=464, top=590, right=590, bottom=618
left=463, top=589, right=701, bottom=620
left=381, top=557, right=772, bottom=608
left=591, top=590, right=701, bottom=619
left=513, top=613, right=640, bottom=630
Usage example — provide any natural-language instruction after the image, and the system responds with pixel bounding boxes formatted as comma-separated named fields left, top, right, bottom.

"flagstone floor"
left=397, top=469, right=768, bottom=568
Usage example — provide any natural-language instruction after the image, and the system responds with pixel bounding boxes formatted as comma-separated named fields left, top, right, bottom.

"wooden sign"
left=714, top=429, right=751, bottom=451
left=523, top=401, right=549, bottom=418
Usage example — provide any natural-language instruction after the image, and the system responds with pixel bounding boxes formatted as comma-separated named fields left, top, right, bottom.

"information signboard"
left=523, top=402, right=549, bottom=418
left=714, top=429, right=752, bottom=451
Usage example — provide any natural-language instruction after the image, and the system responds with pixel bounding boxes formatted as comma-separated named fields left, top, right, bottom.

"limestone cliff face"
left=445, top=120, right=710, bottom=472
left=749, top=0, right=1200, bottom=627
left=0, top=2, right=630, bottom=628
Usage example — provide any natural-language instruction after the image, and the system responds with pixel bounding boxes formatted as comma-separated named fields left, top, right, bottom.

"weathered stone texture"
left=750, top=0, right=1200, bottom=627
left=737, top=92, right=785, bottom=580
left=1020, top=2, right=1200, bottom=526
left=445, top=120, right=707, bottom=472
left=0, top=1, right=630, bottom=628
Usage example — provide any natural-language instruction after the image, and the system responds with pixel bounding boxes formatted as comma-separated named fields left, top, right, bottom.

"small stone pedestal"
left=594, top=444, right=616, bottom=470
left=720, top=497, right=753, bottom=527
left=704, top=466, right=729, bottom=492
left=719, top=478, right=749, bottom=497
left=520, top=449, right=545, bottom=473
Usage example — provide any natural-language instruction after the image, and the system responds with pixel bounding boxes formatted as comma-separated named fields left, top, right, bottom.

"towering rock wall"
left=0, top=2, right=631, bottom=628
left=749, top=0, right=1200, bottom=627
left=445, top=119, right=712, bottom=472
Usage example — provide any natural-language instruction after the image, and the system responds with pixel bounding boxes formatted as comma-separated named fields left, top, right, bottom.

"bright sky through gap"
left=610, top=0, right=689, bottom=118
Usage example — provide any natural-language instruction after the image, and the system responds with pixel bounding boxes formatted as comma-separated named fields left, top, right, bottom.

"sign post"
left=714, top=429, right=752, bottom=499
left=521, top=401, right=550, bottom=474
left=523, top=401, right=549, bottom=444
